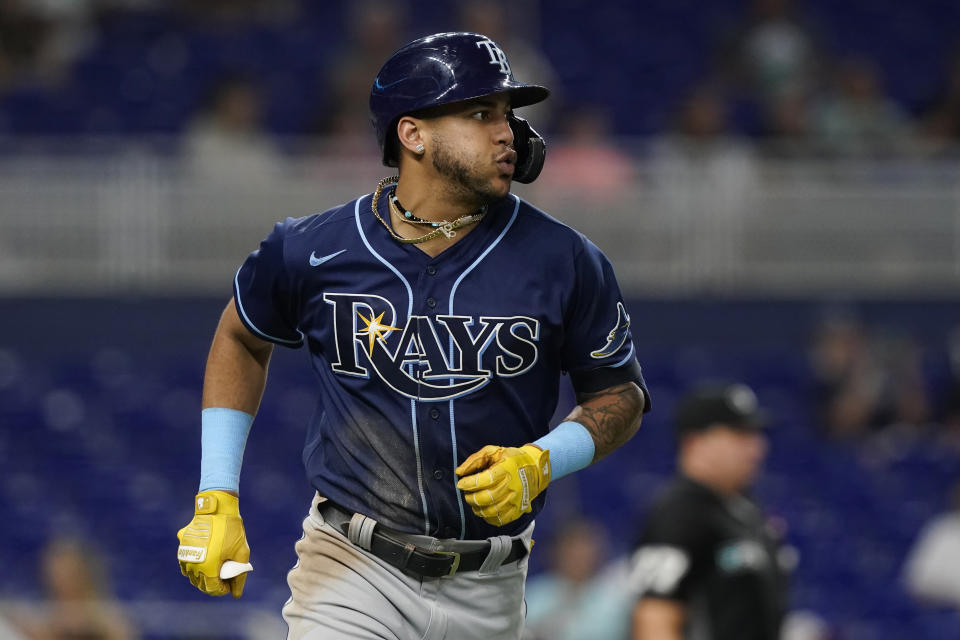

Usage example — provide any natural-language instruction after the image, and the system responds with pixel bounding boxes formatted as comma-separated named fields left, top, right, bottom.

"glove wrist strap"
left=195, top=490, right=240, bottom=515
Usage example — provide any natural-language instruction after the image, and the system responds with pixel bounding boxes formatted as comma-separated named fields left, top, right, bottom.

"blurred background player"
left=628, top=384, right=788, bottom=640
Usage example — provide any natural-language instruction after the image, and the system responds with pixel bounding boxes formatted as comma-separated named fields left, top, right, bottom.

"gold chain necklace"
left=371, top=176, right=487, bottom=245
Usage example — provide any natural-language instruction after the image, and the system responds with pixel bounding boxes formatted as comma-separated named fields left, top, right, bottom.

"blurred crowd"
left=0, top=0, right=956, bottom=236
left=808, top=308, right=960, bottom=453
left=2, top=0, right=960, bottom=168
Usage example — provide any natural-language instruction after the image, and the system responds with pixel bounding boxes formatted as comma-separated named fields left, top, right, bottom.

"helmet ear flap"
left=508, top=114, right=546, bottom=184
left=383, top=118, right=402, bottom=167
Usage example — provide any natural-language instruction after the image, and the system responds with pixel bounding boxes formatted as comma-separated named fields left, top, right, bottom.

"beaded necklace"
left=371, top=176, right=487, bottom=245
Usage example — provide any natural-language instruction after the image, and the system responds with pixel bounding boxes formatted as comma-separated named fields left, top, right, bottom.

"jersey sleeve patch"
left=590, top=302, right=631, bottom=359
left=562, top=239, right=648, bottom=402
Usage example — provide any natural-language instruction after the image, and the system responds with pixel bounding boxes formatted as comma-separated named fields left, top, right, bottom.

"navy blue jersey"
left=234, top=189, right=648, bottom=540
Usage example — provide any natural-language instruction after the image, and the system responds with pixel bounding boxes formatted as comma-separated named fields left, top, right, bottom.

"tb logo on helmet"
left=476, top=38, right=512, bottom=76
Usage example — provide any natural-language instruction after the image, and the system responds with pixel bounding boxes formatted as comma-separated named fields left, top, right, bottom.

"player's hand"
left=176, top=491, right=252, bottom=598
left=455, top=444, right=551, bottom=526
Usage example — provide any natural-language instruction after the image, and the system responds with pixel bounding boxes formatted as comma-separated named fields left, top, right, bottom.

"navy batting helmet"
left=369, top=32, right=550, bottom=182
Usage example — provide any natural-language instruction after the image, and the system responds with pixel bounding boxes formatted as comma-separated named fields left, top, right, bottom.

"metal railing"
left=1, top=138, right=958, bottom=296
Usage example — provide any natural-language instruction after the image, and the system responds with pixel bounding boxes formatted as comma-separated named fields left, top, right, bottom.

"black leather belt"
left=318, top=501, right=527, bottom=578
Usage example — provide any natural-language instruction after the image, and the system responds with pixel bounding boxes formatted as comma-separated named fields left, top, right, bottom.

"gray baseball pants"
left=282, top=493, right=533, bottom=640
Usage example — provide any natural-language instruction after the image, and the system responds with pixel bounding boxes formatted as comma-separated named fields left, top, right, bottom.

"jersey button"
left=426, top=297, right=437, bottom=308
left=433, top=469, right=444, bottom=480
left=430, top=408, right=440, bottom=419
left=426, top=265, right=437, bottom=276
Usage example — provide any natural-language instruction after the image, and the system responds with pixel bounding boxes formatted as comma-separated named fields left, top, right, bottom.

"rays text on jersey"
left=324, top=293, right=540, bottom=401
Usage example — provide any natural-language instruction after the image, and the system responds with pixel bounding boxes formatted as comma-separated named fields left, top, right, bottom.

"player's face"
left=426, top=94, right=516, bottom=203
left=704, top=426, right=768, bottom=490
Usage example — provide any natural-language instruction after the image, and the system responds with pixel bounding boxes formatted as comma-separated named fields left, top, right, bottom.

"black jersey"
left=628, top=475, right=788, bottom=640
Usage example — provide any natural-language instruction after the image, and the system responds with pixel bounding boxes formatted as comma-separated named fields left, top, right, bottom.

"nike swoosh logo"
left=374, top=77, right=404, bottom=90
left=309, top=249, right=346, bottom=267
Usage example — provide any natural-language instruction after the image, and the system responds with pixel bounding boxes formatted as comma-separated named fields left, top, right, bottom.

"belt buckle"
left=435, top=550, right=461, bottom=577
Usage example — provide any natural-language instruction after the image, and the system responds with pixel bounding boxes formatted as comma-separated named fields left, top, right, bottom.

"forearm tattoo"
left=569, top=382, right=645, bottom=462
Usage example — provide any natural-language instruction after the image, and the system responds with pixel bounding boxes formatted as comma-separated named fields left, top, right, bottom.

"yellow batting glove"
left=177, top=491, right=251, bottom=598
left=455, top=444, right=551, bottom=527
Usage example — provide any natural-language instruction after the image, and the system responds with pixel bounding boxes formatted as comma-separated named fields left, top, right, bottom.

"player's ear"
left=396, top=116, right=426, bottom=158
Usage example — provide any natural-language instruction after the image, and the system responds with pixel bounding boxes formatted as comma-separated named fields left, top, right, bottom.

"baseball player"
left=629, top=384, right=788, bottom=640
left=176, top=32, right=650, bottom=640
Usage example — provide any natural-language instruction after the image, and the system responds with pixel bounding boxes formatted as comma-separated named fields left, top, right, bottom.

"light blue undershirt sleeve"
left=533, top=420, right=596, bottom=480
left=199, top=408, right=254, bottom=493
